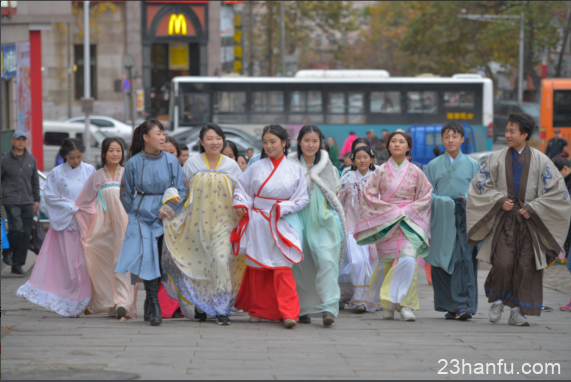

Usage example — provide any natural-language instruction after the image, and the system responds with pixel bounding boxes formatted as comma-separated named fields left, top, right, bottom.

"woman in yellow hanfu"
left=354, top=130, right=432, bottom=322
left=160, top=124, right=245, bottom=325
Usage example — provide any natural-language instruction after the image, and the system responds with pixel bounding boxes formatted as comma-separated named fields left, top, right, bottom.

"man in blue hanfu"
left=467, top=113, right=571, bottom=326
left=424, top=122, right=481, bottom=321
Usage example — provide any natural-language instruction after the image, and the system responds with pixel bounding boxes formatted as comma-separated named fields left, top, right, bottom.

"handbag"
left=1, top=218, right=9, bottom=250
left=28, top=213, right=45, bottom=255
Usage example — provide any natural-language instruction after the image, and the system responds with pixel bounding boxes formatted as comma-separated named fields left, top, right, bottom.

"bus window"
left=180, top=93, right=210, bottom=125
left=553, top=90, right=571, bottom=127
left=426, top=133, right=443, bottom=146
left=407, top=91, right=438, bottom=114
left=444, top=91, right=474, bottom=108
left=370, top=91, right=401, bottom=114
left=348, top=92, right=365, bottom=124
left=251, top=91, right=284, bottom=124
left=213, top=91, right=246, bottom=123
left=290, top=91, right=323, bottom=124
left=327, top=92, right=346, bottom=124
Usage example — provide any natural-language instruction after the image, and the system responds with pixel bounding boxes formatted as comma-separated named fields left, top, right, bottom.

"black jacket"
left=1, top=149, right=40, bottom=205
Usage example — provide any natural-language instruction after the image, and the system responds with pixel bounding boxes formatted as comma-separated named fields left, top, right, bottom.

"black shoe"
left=172, top=308, right=182, bottom=318
left=455, top=309, right=472, bottom=321
left=194, top=306, right=207, bottom=322
left=11, top=266, right=25, bottom=275
left=299, top=314, right=311, bottom=324
left=3, top=252, right=13, bottom=266
left=143, top=296, right=151, bottom=322
left=541, top=305, right=553, bottom=313
left=143, top=278, right=162, bottom=326
left=216, top=314, right=230, bottom=325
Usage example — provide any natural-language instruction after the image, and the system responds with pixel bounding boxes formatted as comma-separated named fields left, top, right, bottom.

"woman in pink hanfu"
left=354, top=130, right=432, bottom=322
left=75, top=138, right=138, bottom=319
left=16, top=138, right=95, bottom=317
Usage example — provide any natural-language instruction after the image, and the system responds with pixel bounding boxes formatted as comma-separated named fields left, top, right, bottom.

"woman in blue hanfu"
left=115, top=119, right=188, bottom=326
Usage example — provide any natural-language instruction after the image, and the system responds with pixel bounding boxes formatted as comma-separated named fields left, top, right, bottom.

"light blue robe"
left=115, top=151, right=188, bottom=281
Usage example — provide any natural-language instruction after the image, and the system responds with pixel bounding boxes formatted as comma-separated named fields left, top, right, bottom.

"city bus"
left=168, top=71, right=494, bottom=153
left=539, top=78, right=571, bottom=152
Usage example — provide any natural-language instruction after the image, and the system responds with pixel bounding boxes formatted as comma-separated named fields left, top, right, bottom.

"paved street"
left=2, top=265, right=570, bottom=380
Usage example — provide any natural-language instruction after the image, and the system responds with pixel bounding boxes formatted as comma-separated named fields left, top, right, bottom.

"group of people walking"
left=13, top=111, right=571, bottom=329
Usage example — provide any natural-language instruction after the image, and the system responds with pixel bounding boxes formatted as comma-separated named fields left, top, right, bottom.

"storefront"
left=141, top=1, right=209, bottom=119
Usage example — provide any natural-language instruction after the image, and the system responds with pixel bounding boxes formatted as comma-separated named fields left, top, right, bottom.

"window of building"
left=444, top=91, right=475, bottom=108
left=406, top=91, right=438, bottom=114
left=213, top=91, right=246, bottom=123
left=370, top=91, right=401, bottom=114
left=74, top=44, right=97, bottom=100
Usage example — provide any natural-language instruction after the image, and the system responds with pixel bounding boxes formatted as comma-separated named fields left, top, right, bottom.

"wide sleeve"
left=120, top=160, right=136, bottom=214
left=359, top=169, right=399, bottom=222
left=232, top=165, right=255, bottom=210
left=274, top=166, right=310, bottom=218
left=74, top=171, right=103, bottom=246
left=43, top=168, right=79, bottom=231
left=466, top=153, right=510, bottom=244
left=165, top=159, right=188, bottom=214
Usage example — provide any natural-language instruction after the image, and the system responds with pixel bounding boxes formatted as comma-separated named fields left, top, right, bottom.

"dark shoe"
left=194, top=306, right=207, bottom=322
left=322, top=311, right=335, bottom=326
left=541, top=305, right=553, bottom=313
left=172, top=308, right=182, bottom=318
left=3, top=252, right=13, bottom=266
left=143, top=296, right=151, bottom=322
left=445, top=312, right=455, bottom=320
left=298, top=314, right=311, bottom=324
left=216, top=315, right=230, bottom=325
left=143, top=278, right=162, bottom=326
left=455, top=309, right=472, bottom=321
left=11, top=265, right=25, bottom=275
left=116, top=305, right=127, bottom=320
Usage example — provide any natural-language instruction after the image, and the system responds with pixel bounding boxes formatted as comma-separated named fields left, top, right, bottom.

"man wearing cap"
left=1, top=131, right=40, bottom=274
left=545, top=129, right=568, bottom=159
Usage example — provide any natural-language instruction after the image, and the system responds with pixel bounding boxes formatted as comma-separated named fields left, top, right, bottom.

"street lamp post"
left=458, top=13, right=525, bottom=102
left=280, top=1, right=286, bottom=77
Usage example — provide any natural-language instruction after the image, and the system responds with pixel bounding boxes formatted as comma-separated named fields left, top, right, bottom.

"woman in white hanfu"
left=161, top=124, right=245, bottom=326
left=338, top=146, right=383, bottom=313
left=16, top=138, right=95, bottom=317
left=231, top=125, right=310, bottom=329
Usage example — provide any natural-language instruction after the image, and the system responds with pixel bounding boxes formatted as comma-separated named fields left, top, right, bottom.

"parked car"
left=65, top=116, right=133, bottom=146
left=492, top=100, right=540, bottom=142
left=170, top=126, right=263, bottom=157
left=43, top=121, right=105, bottom=172
left=468, top=151, right=493, bottom=167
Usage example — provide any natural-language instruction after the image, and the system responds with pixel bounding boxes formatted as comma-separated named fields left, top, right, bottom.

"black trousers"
left=4, top=204, right=34, bottom=267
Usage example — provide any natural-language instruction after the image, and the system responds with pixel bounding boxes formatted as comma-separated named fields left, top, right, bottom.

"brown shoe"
left=322, top=311, right=335, bottom=326
left=284, top=319, right=297, bottom=328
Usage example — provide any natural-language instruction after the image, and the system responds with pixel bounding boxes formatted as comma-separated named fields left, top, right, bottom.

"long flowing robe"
left=16, top=161, right=95, bottom=317
left=74, top=165, right=138, bottom=318
left=355, top=158, right=432, bottom=311
left=160, top=153, right=246, bottom=317
left=288, top=151, right=347, bottom=317
left=231, top=155, right=310, bottom=321
left=115, top=151, right=188, bottom=281
left=467, top=146, right=571, bottom=316
left=338, top=169, right=383, bottom=312
left=424, top=152, right=481, bottom=314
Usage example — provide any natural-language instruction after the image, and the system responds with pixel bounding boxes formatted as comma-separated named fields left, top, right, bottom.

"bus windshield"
left=553, top=90, right=571, bottom=127
left=520, top=103, right=540, bottom=118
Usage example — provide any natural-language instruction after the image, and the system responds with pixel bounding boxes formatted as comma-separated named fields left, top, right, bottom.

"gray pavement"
left=2, top=267, right=570, bottom=380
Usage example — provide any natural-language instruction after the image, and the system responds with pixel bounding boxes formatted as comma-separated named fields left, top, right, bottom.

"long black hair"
left=553, top=155, right=571, bottom=172
left=101, top=137, right=125, bottom=166
left=199, top=123, right=226, bottom=153
left=351, top=137, right=370, bottom=152
left=222, top=140, right=239, bottom=161
left=350, top=146, right=376, bottom=171
left=129, top=119, right=165, bottom=157
left=296, top=124, right=323, bottom=164
left=59, top=138, right=85, bottom=162
left=261, top=124, right=290, bottom=159
left=386, top=130, right=413, bottom=162
left=164, top=136, right=181, bottom=157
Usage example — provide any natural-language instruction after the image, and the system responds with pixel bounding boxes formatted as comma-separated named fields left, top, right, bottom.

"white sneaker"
left=508, top=310, right=530, bottom=326
left=400, top=306, right=416, bottom=321
left=488, top=303, right=504, bottom=323
left=383, top=308, right=395, bottom=320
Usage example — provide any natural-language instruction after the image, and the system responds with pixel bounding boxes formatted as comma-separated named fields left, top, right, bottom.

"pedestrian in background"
left=1, top=131, right=40, bottom=274
left=366, top=129, right=384, bottom=162
left=164, top=136, right=181, bottom=160
left=16, top=138, right=96, bottom=316
left=327, top=137, right=339, bottom=168
left=552, top=154, right=571, bottom=312
left=339, top=131, right=357, bottom=156
left=545, top=129, right=568, bottom=159
left=178, top=146, right=190, bottom=167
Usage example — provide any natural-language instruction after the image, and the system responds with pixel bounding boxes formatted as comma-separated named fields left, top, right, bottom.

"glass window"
left=426, top=133, right=443, bottom=146
left=328, top=92, right=345, bottom=114
left=348, top=92, right=364, bottom=114
left=213, top=91, right=246, bottom=123
left=444, top=91, right=475, bottom=108
left=180, top=93, right=210, bottom=125
left=406, top=91, right=438, bottom=114
left=90, top=119, right=115, bottom=128
left=370, top=91, right=401, bottom=114
left=307, top=91, right=322, bottom=113
left=520, top=103, right=540, bottom=118
left=290, top=91, right=306, bottom=113
left=44, top=132, right=69, bottom=146
left=553, top=90, right=571, bottom=127
left=290, top=91, right=323, bottom=123
left=252, top=91, right=284, bottom=113
left=76, top=133, right=99, bottom=148
left=74, top=44, right=97, bottom=100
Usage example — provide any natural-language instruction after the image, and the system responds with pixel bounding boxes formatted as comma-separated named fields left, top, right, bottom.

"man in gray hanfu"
left=424, top=122, right=481, bottom=321
left=466, top=113, right=571, bottom=326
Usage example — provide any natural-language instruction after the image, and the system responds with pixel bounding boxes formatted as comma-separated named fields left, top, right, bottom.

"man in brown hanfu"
left=466, top=112, right=571, bottom=326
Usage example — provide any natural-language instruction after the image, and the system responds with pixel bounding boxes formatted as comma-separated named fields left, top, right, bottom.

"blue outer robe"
left=424, top=151, right=481, bottom=313
left=115, top=151, right=188, bottom=281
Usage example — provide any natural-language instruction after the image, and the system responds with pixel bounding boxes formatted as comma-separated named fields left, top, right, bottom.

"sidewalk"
left=1, top=268, right=570, bottom=380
